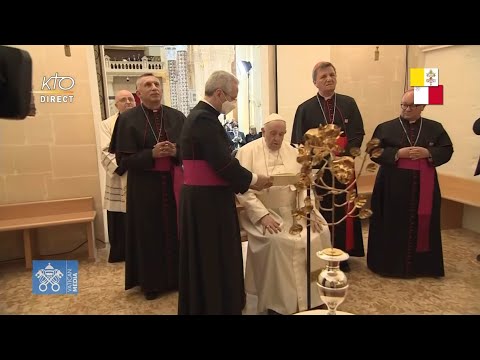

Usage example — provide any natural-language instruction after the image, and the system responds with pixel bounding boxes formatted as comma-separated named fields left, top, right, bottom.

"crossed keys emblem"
left=425, top=69, right=437, bottom=86
left=35, top=263, right=64, bottom=292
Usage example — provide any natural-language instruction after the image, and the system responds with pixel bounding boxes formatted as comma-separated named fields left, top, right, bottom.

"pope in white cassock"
left=236, top=113, right=331, bottom=315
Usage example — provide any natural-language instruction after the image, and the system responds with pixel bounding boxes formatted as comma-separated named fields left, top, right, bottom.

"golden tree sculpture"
left=289, top=123, right=383, bottom=313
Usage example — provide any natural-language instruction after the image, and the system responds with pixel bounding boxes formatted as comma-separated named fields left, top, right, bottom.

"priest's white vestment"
left=236, top=138, right=331, bottom=315
left=100, top=113, right=127, bottom=212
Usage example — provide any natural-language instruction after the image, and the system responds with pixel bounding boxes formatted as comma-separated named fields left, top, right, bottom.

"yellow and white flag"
left=410, top=68, right=439, bottom=87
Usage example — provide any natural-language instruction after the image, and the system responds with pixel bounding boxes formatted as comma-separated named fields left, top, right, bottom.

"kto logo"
left=32, top=260, right=79, bottom=295
left=34, top=73, right=75, bottom=104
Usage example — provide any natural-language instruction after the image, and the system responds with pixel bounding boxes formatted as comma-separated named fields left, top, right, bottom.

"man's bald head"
left=115, top=90, right=136, bottom=113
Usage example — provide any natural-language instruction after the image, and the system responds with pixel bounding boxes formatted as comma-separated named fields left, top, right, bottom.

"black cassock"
left=291, top=93, right=366, bottom=257
left=367, top=117, right=453, bottom=278
left=110, top=105, right=186, bottom=294
left=178, top=101, right=252, bottom=315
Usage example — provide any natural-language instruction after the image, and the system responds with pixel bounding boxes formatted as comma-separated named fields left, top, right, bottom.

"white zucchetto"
left=263, top=113, right=286, bottom=126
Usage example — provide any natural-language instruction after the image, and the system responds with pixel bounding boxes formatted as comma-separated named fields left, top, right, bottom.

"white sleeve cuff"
left=250, top=173, right=258, bottom=186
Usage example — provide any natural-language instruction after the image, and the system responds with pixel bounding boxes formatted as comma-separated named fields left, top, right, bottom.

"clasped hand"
left=397, top=146, right=430, bottom=160
left=153, top=141, right=176, bottom=158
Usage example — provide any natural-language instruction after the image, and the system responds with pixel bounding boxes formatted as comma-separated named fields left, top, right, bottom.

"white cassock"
left=100, top=113, right=127, bottom=213
left=236, top=138, right=331, bottom=315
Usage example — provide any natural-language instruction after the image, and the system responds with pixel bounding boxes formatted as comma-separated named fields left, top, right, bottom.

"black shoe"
left=340, top=261, right=350, bottom=272
left=144, top=291, right=158, bottom=300
left=267, top=309, right=282, bottom=315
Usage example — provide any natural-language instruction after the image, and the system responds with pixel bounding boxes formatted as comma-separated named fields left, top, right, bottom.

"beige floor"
left=1, top=227, right=479, bottom=315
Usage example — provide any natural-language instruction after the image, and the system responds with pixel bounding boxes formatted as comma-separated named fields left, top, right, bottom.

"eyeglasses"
left=400, top=103, right=420, bottom=110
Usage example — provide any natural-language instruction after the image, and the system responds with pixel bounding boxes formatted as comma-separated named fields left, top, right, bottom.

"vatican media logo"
left=33, top=73, right=75, bottom=104
left=32, top=260, right=78, bottom=295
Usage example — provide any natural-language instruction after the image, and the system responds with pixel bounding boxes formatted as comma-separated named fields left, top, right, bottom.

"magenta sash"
left=397, top=158, right=435, bottom=252
left=153, top=157, right=172, bottom=171
left=183, top=160, right=228, bottom=186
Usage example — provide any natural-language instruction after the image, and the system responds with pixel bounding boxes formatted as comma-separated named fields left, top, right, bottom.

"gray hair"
left=312, top=61, right=336, bottom=82
left=204, top=71, right=239, bottom=96
left=136, top=73, right=161, bottom=89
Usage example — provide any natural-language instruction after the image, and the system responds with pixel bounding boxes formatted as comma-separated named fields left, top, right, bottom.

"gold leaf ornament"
left=291, top=210, right=303, bottom=221
left=366, top=138, right=381, bottom=153
left=366, top=163, right=378, bottom=172
left=297, top=154, right=311, bottom=164
left=370, top=148, right=384, bottom=158
left=348, top=190, right=357, bottom=202
left=289, top=223, right=303, bottom=235
left=323, top=124, right=342, bottom=138
left=349, top=147, right=361, bottom=157
left=354, top=195, right=367, bottom=209
left=331, top=157, right=355, bottom=184
left=301, top=205, right=314, bottom=214
left=358, top=208, right=373, bottom=219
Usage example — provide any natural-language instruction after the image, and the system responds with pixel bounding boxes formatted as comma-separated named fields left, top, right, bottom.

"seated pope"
left=236, top=113, right=331, bottom=315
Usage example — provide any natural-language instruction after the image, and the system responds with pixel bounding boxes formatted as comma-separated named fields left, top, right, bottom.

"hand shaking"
left=250, top=174, right=273, bottom=191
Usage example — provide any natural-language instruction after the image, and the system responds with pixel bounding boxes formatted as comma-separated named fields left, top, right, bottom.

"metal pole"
left=247, top=71, right=251, bottom=126
left=307, top=186, right=311, bottom=310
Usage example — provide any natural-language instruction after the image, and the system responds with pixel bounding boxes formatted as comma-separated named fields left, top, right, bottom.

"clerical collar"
left=317, top=92, right=335, bottom=100
left=142, top=104, right=162, bottom=113
left=400, top=116, right=420, bottom=125
left=201, top=99, right=218, bottom=112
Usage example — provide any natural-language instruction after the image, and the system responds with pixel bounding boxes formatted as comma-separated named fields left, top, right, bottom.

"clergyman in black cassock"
left=474, top=118, right=480, bottom=262
left=367, top=90, right=453, bottom=278
left=110, top=73, right=186, bottom=300
left=473, top=118, right=480, bottom=176
left=178, top=71, right=272, bottom=315
left=291, top=61, right=365, bottom=262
